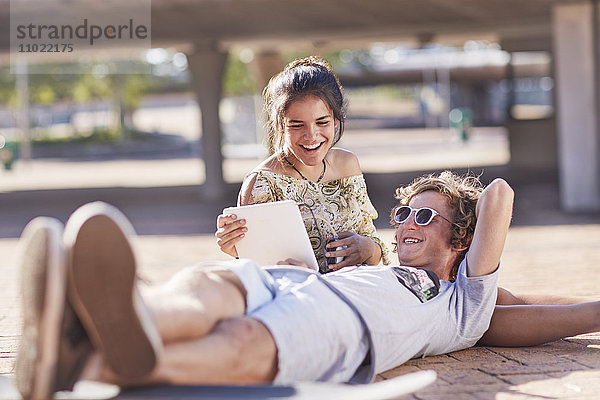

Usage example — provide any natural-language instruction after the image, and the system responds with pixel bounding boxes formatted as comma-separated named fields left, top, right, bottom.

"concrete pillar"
left=187, top=43, right=228, bottom=199
left=247, top=50, right=286, bottom=145
left=552, top=2, right=600, bottom=211
left=249, top=50, right=286, bottom=93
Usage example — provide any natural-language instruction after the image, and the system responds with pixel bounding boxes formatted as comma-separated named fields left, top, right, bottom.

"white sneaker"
left=14, top=217, right=92, bottom=399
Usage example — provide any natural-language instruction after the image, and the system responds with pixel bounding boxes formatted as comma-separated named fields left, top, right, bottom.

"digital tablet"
left=223, top=200, right=319, bottom=271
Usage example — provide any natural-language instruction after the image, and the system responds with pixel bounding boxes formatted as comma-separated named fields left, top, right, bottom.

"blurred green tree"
left=223, top=55, right=256, bottom=96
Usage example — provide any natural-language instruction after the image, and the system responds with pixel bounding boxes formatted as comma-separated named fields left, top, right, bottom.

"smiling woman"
left=215, top=56, right=391, bottom=273
left=281, top=95, right=334, bottom=182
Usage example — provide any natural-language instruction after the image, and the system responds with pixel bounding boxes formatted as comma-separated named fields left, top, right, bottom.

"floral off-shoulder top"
left=241, top=170, right=391, bottom=273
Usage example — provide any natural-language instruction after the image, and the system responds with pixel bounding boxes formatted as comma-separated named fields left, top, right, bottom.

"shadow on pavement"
left=29, top=132, right=198, bottom=162
left=2, top=165, right=600, bottom=239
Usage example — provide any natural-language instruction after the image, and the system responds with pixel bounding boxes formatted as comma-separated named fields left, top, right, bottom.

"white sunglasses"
left=393, top=206, right=453, bottom=226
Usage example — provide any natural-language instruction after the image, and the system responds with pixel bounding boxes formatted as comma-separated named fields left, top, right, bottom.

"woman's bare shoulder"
left=327, top=148, right=362, bottom=177
left=250, top=155, right=280, bottom=174
left=238, top=155, right=284, bottom=205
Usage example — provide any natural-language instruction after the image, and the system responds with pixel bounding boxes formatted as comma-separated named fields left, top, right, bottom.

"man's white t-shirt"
left=322, top=256, right=498, bottom=379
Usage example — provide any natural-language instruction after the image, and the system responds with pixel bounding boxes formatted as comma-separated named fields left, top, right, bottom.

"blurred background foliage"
left=0, top=50, right=344, bottom=143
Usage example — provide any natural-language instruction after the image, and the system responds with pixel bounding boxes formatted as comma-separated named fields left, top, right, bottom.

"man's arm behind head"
left=466, top=178, right=514, bottom=277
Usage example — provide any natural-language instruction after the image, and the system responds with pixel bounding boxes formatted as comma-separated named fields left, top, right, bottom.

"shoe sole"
left=63, top=202, right=161, bottom=379
left=14, top=218, right=66, bottom=400
left=54, top=292, right=94, bottom=392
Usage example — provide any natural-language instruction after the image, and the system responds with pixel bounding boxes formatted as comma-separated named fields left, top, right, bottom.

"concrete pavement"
left=1, top=225, right=599, bottom=399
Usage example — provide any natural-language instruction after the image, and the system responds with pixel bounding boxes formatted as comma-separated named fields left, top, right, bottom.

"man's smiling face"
left=394, top=190, right=459, bottom=280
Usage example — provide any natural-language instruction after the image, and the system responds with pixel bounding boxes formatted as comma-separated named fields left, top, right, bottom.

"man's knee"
left=166, top=265, right=215, bottom=290
left=214, top=317, right=278, bottom=382
left=166, top=266, right=245, bottom=299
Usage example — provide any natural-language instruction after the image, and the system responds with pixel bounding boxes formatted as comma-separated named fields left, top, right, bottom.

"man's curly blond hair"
left=391, top=171, right=483, bottom=281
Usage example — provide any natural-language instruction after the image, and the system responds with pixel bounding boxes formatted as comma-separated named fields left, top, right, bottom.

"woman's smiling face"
left=283, top=95, right=337, bottom=167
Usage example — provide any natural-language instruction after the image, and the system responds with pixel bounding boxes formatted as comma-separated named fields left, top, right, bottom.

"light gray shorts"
left=227, top=259, right=369, bottom=384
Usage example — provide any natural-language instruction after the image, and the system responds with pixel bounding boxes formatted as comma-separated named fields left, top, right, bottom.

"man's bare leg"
left=143, top=267, right=248, bottom=344
left=66, top=202, right=278, bottom=386
left=77, top=262, right=276, bottom=385
left=99, top=268, right=276, bottom=385
left=74, top=259, right=270, bottom=385
left=152, top=316, right=278, bottom=384
left=85, top=316, right=278, bottom=386
left=66, top=203, right=262, bottom=382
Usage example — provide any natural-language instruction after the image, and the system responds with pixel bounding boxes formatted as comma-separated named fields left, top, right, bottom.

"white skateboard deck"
left=0, top=370, right=436, bottom=400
